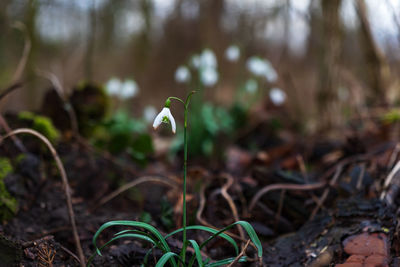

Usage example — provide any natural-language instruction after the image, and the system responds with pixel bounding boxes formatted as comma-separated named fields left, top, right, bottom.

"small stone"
left=343, top=232, right=388, bottom=257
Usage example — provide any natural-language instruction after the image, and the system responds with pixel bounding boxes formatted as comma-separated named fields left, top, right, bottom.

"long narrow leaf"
left=200, top=221, right=263, bottom=258
left=165, top=225, right=239, bottom=254
left=188, top=239, right=204, bottom=267
left=87, top=233, right=155, bottom=266
left=91, top=220, right=177, bottom=267
left=155, top=252, right=184, bottom=267
left=92, top=220, right=170, bottom=255
left=205, top=256, right=247, bottom=267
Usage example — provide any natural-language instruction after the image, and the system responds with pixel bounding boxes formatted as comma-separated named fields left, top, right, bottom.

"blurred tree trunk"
left=85, top=0, right=96, bottom=81
left=317, top=0, right=342, bottom=130
left=132, top=0, right=153, bottom=75
left=200, top=0, right=225, bottom=50
left=355, top=0, right=390, bottom=105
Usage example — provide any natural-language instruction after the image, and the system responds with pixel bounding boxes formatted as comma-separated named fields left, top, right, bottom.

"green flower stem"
left=169, top=91, right=196, bottom=266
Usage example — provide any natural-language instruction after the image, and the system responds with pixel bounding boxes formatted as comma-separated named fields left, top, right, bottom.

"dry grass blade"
left=12, top=22, right=31, bottom=83
left=220, top=173, right=246, bottom=244
left=35, top=69, right=79, bottom=134
left=249, top=181, right=326, bottom=212
left=0, top=114, right=27, bottom=153
left=227, top=239, right=251, bottom=267
left=309, top=165, right=343, bottom=220
left=0, top=128, right=85, bottom=267
left=91, top=175, right=179, bottom=211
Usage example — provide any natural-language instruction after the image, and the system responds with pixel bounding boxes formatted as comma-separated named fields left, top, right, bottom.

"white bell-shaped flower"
left=153, top=107, right=176, bottom=133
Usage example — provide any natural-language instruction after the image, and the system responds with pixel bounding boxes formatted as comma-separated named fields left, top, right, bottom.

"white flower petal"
left=269, top=88, right=286, bottom=105
left=175, top=66, right=191, bottom=83
left=168, top=109, right=176, bottom=133
left=153, top=107, right=176, bottom=133
left=105, top=78, right=121, bottom=96
left=200, top=67, right=218, bottom=87
left=225, top=45, right=240, bottom=62
left=153, top=108, right=166, bottom=129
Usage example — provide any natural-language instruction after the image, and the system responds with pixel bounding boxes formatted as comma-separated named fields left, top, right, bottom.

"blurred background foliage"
left=1, top=0, right=400, bottom=160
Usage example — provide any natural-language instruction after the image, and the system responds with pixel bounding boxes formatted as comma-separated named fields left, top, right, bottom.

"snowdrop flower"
left=245, top=79, right=258, bottom=94
left=153, top=100, right=176, bottom=133
left=269, top=87, right=286, bottom=106
left=175, top=66, right=191, bottom=83
left=225, top=45, right=240, bottom=62
left=246, top=57, right=278, bottom=82
left=105, top=78, right=121, bottom=96
left=200, top=67, right=218, bottom=87
left=120, top=79, right=138, bottom=99
left=200, top=49, right=217, bottom=69
left=143, top=105, right=157, bottom=123
left=191, top=55, right=201, bottom=69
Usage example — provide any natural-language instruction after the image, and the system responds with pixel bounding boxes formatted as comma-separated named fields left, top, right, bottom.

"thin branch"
left=36, top=69, right=79, bottom=134
left=12, top=22, right=31, bottom=83
left=0, top=114, right=27, bottom=153
left=227, top=239, right=251, bottom=267
left=90, top=175, right=179, bottom=211
left=249, top=181, right=326, bottom=212
left=0, top=128, right=85, bottom=267
left=0, top=83, right=23, bottom=102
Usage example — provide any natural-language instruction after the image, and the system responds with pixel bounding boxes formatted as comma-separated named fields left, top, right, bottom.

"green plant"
left=18, top=111, right=60, bottom=143
left=88, top=92, right=262, bottom=266
left=0, top=158, right=17, bottom=222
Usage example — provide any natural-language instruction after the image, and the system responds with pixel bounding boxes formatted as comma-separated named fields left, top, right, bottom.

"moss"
left=18, top=111, right=60, bottom=143
left=0, top=158, right=13, bottom=180
left=0, top=158, right=17, bottom=222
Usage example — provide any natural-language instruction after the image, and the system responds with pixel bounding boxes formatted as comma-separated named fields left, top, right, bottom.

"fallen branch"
left=0, top=128, right=85, bottom=267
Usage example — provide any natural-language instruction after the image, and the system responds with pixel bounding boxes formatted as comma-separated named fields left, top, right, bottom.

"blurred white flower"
left=153, top=107, right=176, bottom=133
left=246, top=57, right=278, bottom=82
left=245, top=79, right=258, bottom=94
left=200, top=49, right=217, bottom=69
left=225, top=45, right=240, bottom=62
left=105, top=78, right=121, bottom=96
left=120, top=79, right=138, bottom=99
left=191, top=55, right=201, bottom=69
left=105, top=78, right=139, bottom=99
left=175, top=65, right=191, bottom=83
left=269, top=87, right=286, bottom=106
left=143, top=106, right=157, bottom=123
left=200, top=67, right=218, bottom=87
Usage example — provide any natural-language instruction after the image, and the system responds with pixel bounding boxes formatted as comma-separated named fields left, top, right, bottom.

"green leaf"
left=165, top=225, right=238, bottom=254
left=155, top=252, right=183, bottom=267
left=87, top=233, right=155, bottom=266
left=200, top=221, right=263, bottom=258
left=90, top=220, right=177, bottom=267
left=205, top=256, right=247, bottom=267
left=188, top=240, right=204, bottom=267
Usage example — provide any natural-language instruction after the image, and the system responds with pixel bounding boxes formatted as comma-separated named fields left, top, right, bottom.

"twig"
left=0, top=128, right=85, bottom=267
left=0, top=114, right=27, bottom=153
left=90, top=175, right=179, bottom=211
left=219, top=173, right=246, bottom=245
left=35, top=69, right=79, bottom=134
left=381, top=160, right=400, bottom=200
left=12, top=22, right=31, bottom=83
left=227, top=239, right=251, bottom=267
left=249, top=181, right=326, bottom=212
left=0, top=83, right=23, bottom=102
left=274, top=189, right=286, bottom=231
left=309, top=165, right=343, bottom=220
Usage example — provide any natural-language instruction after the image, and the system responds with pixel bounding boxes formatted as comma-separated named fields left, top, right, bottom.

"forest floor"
left=0, top=112, right=399, bottom=267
